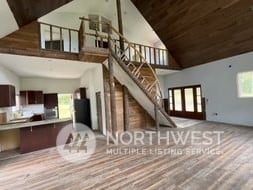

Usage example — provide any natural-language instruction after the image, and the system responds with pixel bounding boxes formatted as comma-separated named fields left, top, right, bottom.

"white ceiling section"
left=39, top=0, right=164, bottom=47
left=0, top=0, right=19, bottom=38
left=0, top=54, right=99, bottom=79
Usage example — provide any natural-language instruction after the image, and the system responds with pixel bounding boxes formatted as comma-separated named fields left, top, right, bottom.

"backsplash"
left=0, top=104, right=44, bottom=122
left=22, top=104, right=44, bottom=115
left=0, top=107, right=18, bottom=121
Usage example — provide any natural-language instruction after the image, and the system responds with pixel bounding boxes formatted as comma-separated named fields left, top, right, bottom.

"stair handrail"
left=79, top=17, right=164, bottom=104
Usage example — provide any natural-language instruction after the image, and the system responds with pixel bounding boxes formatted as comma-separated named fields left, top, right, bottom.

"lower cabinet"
left=19, top=121, right=72, bottom=153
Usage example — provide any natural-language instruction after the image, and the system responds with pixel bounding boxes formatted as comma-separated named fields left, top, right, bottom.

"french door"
left=168, top=85, right=206, bottom=120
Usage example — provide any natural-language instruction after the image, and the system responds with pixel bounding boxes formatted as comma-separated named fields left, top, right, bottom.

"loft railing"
left=39, top=22, right=80, bottom=53
left=112, top=40, right=169, bottom=67
left=38, top=21, right=169, bottom=67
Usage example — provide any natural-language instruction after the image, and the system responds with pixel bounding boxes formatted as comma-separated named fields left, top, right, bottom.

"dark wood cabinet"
left=0, top=85, right=16, bottom=107
left=20, top=91, right=44, bottom=105
left=19, top=121, right=72, bottom=153
left=44, top=93, right=58, bottom=109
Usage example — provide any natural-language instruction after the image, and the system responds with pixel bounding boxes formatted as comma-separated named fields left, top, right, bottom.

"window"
left=237, top=71, right=253, bottom=98
left=58, top=94, right=73, bottom=119
left=101, top=16, right=111, bottom=33
left=88, top=15, right=100, bottom=31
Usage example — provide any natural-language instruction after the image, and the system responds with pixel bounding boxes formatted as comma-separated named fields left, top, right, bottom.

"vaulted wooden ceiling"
left=132, top=0, right=253, bottom=68
left=7, top=0, right=73, bottom=27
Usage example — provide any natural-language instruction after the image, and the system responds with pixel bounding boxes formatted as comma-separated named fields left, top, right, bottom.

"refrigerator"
left=74, top=99, right=91, bottom=128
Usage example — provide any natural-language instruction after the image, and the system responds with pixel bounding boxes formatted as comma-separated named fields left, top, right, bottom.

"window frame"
left=237, top=71, right=253, bottom=98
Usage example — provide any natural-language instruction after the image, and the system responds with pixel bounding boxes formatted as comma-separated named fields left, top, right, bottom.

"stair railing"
left=79, top=17, right=164, bottom=106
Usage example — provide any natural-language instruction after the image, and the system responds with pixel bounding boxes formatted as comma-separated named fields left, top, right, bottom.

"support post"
left=108, top=54, right=117, bottom=137
left=154, top=104, right=159, bottom=131
left=116, top=0, right=124, bottom=51
left=123, top=85, right=129, bottom=131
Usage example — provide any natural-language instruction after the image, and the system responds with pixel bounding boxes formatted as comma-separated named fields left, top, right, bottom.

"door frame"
left=168, top=85, right=206, bottom=120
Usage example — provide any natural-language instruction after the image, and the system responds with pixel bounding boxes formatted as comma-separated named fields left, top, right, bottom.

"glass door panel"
left=174, top=89, right=182, bottom=111
left=184, top=88, right=194, bottom=112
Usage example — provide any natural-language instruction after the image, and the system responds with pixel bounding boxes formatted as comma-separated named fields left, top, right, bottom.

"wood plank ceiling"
left=131, top=0, right=253, bottom=68
left=7, top=0, right=73, bottom=27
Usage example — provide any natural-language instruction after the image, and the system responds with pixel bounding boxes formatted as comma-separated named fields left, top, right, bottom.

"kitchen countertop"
left=0, top=118, right=72, bottom=131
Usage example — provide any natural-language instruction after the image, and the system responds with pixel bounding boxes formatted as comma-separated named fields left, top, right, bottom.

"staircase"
left=93, top=20, right=177, bottom=128
left=105, top=28, right=176, bottom=128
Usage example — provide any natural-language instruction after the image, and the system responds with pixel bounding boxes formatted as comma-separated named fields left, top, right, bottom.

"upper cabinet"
left=20, top=91, right=44, bottom=105
left=44, top=93, right=58, bottom=109
left=0, top=85, right=16, bottom=107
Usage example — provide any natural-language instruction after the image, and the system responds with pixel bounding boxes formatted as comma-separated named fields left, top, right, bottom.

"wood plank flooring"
left=0, top=121, right=253, bottom=190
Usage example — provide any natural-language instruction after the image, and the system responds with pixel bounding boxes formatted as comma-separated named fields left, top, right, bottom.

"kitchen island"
left=0, top=118, right=72, bottom=153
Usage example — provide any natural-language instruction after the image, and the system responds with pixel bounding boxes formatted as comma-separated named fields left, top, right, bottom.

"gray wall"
left=162, top=52, right=253, bottom=126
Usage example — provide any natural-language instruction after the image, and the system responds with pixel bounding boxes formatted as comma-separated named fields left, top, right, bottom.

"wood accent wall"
left=7, top=0, right=73, bottom=27
left=0, top=22, right=39, bottom=49
left=103, top=66, right=155, bottom=133
left=132, top=0, right=253, bottom=68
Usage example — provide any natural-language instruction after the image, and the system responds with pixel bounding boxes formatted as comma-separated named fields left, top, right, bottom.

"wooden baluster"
left=162, top=50, right=165, bottom=65
left=154, top=48, right=157, bottom=65
left=134, top=44, right=137, bottom=62
left=38, top=23, right=42, bottom=49
left=166, top=50, right=169, bottom=66
left=144, top=46, right=147, bottom=61
left=79, top=20, right=85, bottom=51
left=149, top=47, right=152, bottom=64
left=50, top=25, right=53, bottom=50
left=158, top=49, right=161, bottom=65
left=60, top=28, right=63, bottom=52
left=139, top=45, right=142, bottom=63
left=128, top=43, right=131, bottom=61
left=69, top=29, right=71, bottom=52
left=100, top=36, right=103, bottom=48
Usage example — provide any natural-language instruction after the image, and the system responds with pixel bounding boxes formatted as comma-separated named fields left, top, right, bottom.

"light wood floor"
left=0, top=120, right=253, bottom=190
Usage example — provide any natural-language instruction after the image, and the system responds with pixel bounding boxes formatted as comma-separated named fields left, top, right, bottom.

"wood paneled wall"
left=103, top=66, right=155, bottom=133
left=132, top=0, right=253, bottom=68
left=7, top=0, right=73, bottom=27
left=0, top=22, right=39, bottom=49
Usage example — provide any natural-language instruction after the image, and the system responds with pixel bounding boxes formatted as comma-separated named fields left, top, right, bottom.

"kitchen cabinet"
left=19, top=120, right=72, bottom=153
left=20, top=91, right=44, bottom=105
left=44, top=93, right=58, bottom=109
left=0, top=85, right=16, bottom=107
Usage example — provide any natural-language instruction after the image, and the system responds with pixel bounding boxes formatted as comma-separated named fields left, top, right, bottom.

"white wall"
left=80, top=65, right=106, bottom=134
left=0, top=65, right=20, bottom=92
left=162, top=52, right=253, bottom=127
left=20, top=77, right=80, bottom=94
left=0, top=0, right=18, bottom=38
left=39, top=0, right=163, bottom=47
left=0, top=65, right=20, bottom=120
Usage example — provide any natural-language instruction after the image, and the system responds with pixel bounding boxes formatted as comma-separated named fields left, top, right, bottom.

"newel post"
left=79, top=20, right=86, bottom=51
left=108, top=24, right=118, bottom=138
